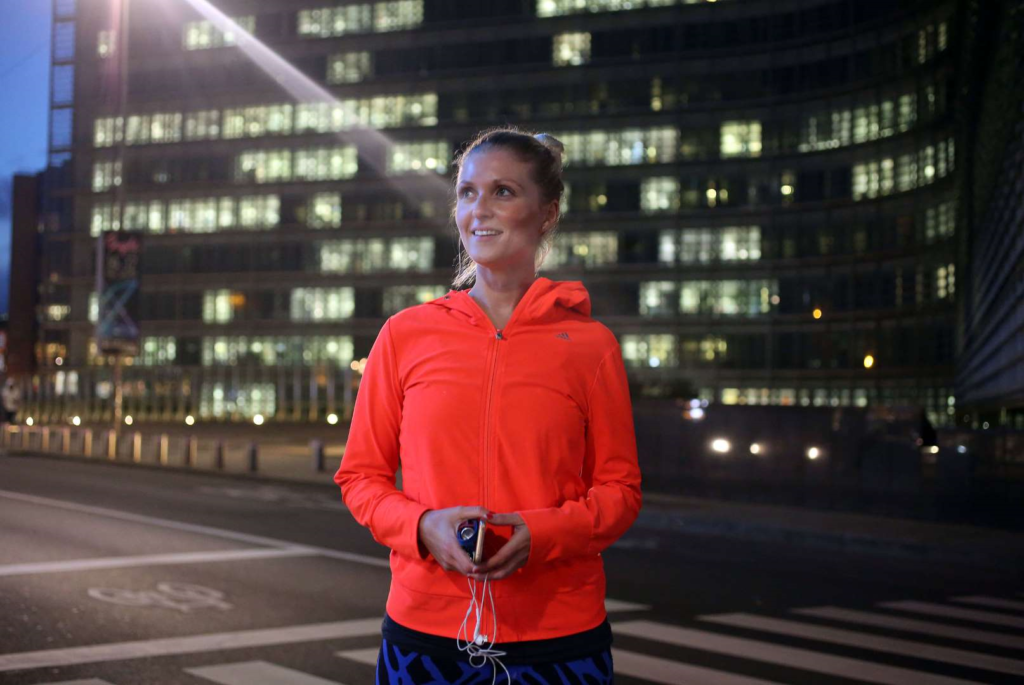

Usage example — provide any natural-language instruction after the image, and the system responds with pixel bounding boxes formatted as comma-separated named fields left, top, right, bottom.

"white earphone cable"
left=457, top=574, right=511, bottom=685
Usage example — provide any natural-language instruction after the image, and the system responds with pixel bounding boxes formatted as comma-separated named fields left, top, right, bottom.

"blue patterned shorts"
left=374, top=638, right=615, bottom=684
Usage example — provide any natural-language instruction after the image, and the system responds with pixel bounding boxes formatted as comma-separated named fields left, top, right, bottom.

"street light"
left=253, top=414, right=264, bottom=426
left=711, top=438, right=731, bottom=453
left=185, top=415, right=195, bottom=426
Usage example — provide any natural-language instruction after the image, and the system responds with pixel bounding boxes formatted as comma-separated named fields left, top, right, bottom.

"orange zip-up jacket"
left=335, top=277, right=642, bottom=642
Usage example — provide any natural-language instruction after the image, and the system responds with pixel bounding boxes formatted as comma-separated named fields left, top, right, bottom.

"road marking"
left=337, top=646, right=779, bottom=684
left=702, top=613, right=1024, bottom=677
left=0, top=489, right=389, bottom=569
left=0, top=548, right=315, bottom=577
left=335, top=648, right=377, bottom=666
left=187, top=660, right=346, bottom=685
left=0, top=618, right=382, bottom=673
left=88, top=582, right=232, bottom=612
left=614, top=620, right=980, bottom=685
left=605, top=598, right=651, bottom=612
left=613, top=648, right=783, bottom=685
left=950, top=596, right=1024, bottom=613
left=792, top=606, right=1024, bottom=650
left=48, top=680, right=116, bottom=685
left=880, top=601, right=1024, bottom=629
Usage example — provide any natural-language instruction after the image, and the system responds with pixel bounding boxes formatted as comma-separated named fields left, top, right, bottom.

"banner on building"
left=96, top=231, right=142, bottom=356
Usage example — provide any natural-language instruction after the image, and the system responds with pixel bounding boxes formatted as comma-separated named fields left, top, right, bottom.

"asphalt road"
left=1, top=454, right=1022, bottom=685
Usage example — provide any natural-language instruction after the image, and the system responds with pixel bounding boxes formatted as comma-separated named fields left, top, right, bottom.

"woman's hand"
left=417, top=506, right=491, bottom=576
left=470, top=513, right=530, bottom=581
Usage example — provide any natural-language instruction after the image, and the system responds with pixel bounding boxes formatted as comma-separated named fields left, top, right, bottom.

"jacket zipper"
left=482, top=328, right=503, bottom=508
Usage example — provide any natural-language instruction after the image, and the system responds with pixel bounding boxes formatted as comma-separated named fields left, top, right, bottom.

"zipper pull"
left=496, top=330, right=503, bottom=340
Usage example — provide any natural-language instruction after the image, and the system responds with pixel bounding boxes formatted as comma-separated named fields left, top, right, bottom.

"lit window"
left=46, top=304, right=71, bottom=322
left=90, top=202, right=121, bottom=236
left=660, top=227, right=761, bottom=263
left=92, top=160, right=122, bottom=192
left=720, top=121, right=762, bottom=158
left=639, top=282, right=677, bottom=317
left=236, top=149, right=293, bottom=183
left=123, top=200, right=166, bottom=232
left=542, top=232, right=618, bottom=269
left=641, top=178, right=680, bottom=213
left=621, top=334, right=678, bottom=369
left=294, top=147, right=359, bottom=181
left=125, top=112, right=182, bottom=145
left=320, top=238, right=430, bottom=273
left=307, top=193, right=342, bottom=228
left=237, top=195, right=280, bottom=228
left=387, top=140, right=448, bottom=174
left=298, top=1, right=422, bottom=38
left=389, top=237, right=434, bottom=271
left=203, top=290, right=243, bottom=323
left=200, top=382, right=275, bottom=419
left=679, top=280, right=776, bottom=316
left=93, top=117, right=123, bottom=148
left=97, top=29, right=116, bottom=58
left=553, top=32, right=591, bottom=67
left=183, top=16, right=255, bottom=51
left=290, top=288, right=356, bottom=321
left=327, top=51, right=373, bottom=84
left=138, top=337, right=177, bottom=366
left=89, top=292, right=98, bottom=323
left=383, top=285, right=447, bottom=314
left=201, top=336, right=354, bottom=367
left=185, top=109, right=221, bottom=140
left=223, top=104, right=294, bottom=139
left=552, top=128, right=677, bottom=166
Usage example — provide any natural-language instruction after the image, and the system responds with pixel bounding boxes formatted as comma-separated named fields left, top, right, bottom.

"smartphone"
left=456, top=519, right=487, bottom=564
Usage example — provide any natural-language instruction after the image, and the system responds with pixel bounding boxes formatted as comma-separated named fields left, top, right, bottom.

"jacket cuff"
left=518, top=506, right=591, bottom=568
left=383, top=499, right=432, bottom=561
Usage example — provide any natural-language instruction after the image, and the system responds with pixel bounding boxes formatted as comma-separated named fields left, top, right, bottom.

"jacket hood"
left=429, top=277, right=591, bottom=328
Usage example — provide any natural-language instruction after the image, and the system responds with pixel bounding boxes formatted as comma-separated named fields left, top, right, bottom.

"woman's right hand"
left=417, top=506, right=491, bottom=575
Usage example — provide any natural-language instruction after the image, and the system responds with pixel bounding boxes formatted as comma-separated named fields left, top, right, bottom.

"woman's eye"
left=497, top=187, right=512, bottom=196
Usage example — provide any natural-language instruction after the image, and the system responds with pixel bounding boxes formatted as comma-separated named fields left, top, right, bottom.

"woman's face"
left=455, top=147, right=557, bottom=274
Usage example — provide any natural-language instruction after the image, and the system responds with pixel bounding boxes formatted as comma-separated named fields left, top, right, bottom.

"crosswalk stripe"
left=612, top=648, right=783, bottom=685
left=614, top=620, right=980, bottom=685
left=0, top=618, right=382, bottom=672
left=337, top=645, right=776, bottom=684
left=702, top=613, right=1024, bottom=677
left=950, top=596, right=1024, bottom=613
left=48, top=680, right=116, bottom=685
left=0, top=547, right=316, bottom=577
left=792, top=606, right=1024, bottom=650
left=880, top=601, right=1024, bottom=629
left=606, top=598, right=651, bottom=612
left=335, top=648, right=378, bottom=666
left=186, top=660, right=345, bottom=685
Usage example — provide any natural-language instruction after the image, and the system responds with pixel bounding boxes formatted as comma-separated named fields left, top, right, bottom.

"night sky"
left=0, top=2, right=51, bottom=317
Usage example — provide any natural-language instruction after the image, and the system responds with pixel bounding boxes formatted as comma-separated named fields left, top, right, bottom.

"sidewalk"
left=4, top=423, right=1023, bottom=570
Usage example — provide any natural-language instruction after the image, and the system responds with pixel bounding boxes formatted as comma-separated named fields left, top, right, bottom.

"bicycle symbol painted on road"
left=87, top=582, right=233, bottom=612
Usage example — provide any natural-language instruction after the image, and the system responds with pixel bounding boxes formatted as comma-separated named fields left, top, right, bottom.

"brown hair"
left=450, top=127, right=565, bottom=289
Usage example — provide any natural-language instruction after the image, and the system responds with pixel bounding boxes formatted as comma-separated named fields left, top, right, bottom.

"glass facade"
left=24, top=0, right=965, bottom=428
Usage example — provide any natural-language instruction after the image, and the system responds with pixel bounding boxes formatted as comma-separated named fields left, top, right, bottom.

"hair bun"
left=534, top=133, right=565, bottom=166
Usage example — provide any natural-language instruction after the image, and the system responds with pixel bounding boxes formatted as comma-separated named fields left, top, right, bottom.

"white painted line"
left=605, top=598, right=651, bottom=612
left=0, top=618, right=382, bottom=673
left=612, top=648, right=783, bottom=685
left=881, top=601, right=1024, bottom=629
left=950, top=596, right=1024, bottom=613
left=335, top=648, right=378, bottom=667
left=0, top=489, right=389, bottom=569
left=613, top=620, right=980, bottom=685
left=186, top=660, right=346, bottom=685
left=702, top=613, right=1024, bottom=677
left=792, top=606, right=1024, bottom=651
left=337, top=645, right=780, bottom=684
left=0, top=548, right=316, bottom=577
left=48, top=680, right=116, bottom=685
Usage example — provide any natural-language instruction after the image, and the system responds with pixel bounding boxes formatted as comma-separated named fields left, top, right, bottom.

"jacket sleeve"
left=517, top=342, right=643, bottom=567
left=334, top=316, right=431, bottom=560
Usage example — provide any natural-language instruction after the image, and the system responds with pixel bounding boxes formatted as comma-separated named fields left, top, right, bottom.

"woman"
left=335, top=128, right=642, bottom=684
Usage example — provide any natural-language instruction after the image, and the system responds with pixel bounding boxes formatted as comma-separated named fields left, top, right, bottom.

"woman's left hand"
left=469, top=513, right=530, bottom=581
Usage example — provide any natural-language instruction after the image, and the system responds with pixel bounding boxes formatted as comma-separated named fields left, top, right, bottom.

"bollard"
left=311, top=439, right=325, bottom=472
left=184, top=435, right=198, bottom=468
left=214, top=440, right=225, bottom=470
left=107, top=430, right=118, bottom=461
left=159, top=434, right=169, bottom=466
left=83, top=429, right=93, bottom=458
left=247, top=441, right=258, bottom=473
left=62, top=427, right=71, bottom=455
left=132, top=431, right=142, bottom=464
left=41, top=427, right=50, bottom=453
